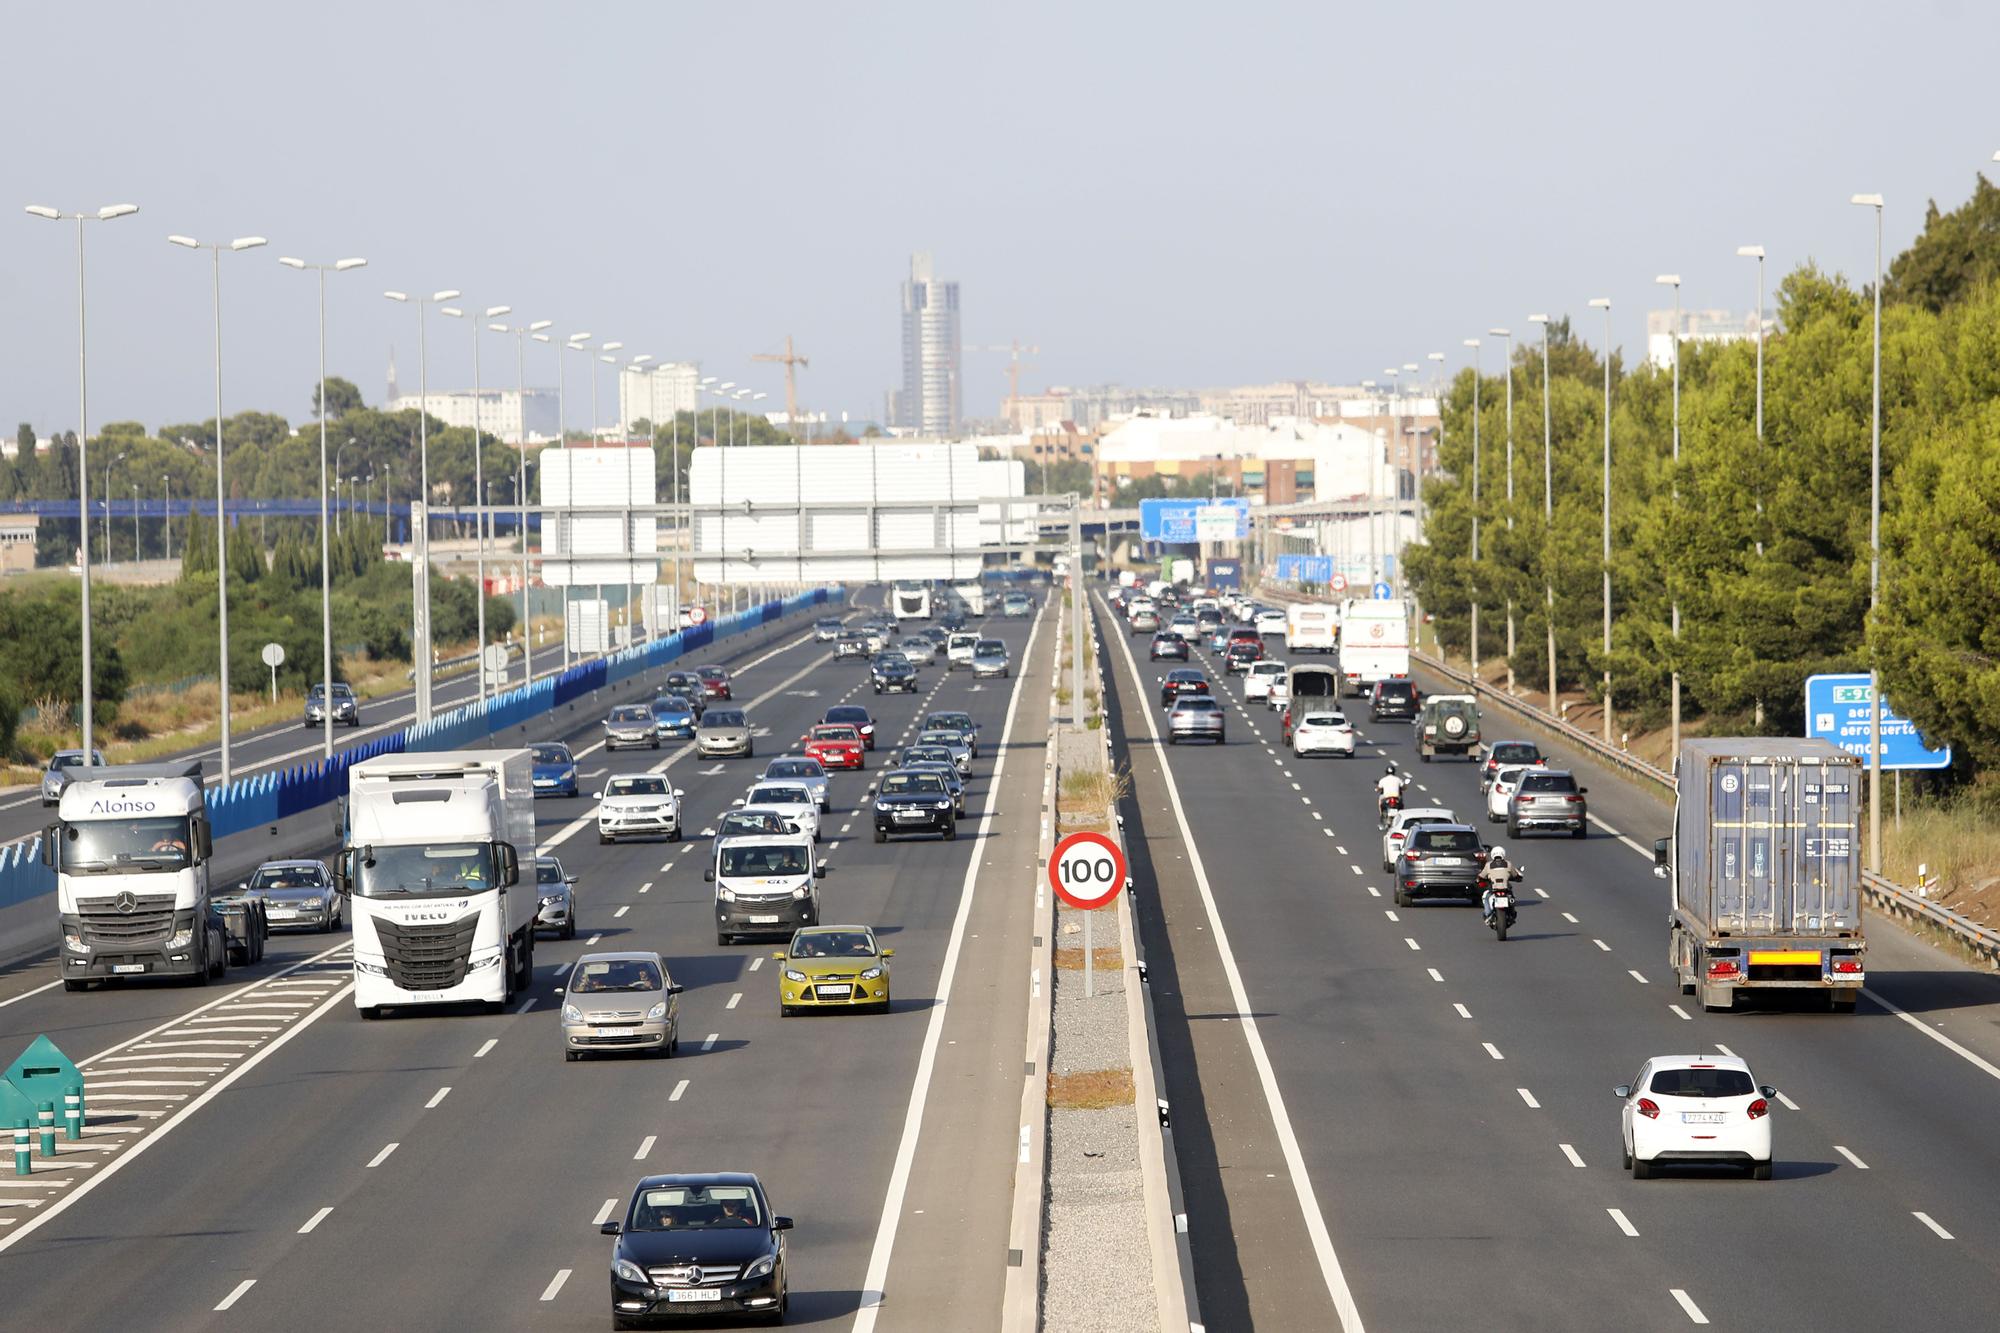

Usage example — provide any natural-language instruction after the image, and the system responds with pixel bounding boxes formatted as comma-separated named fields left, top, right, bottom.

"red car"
left=695, top=665, right=732, bottom=700
left=802, top=724, right=866, bottom=770
left=822, top=704, right=877, bottom=750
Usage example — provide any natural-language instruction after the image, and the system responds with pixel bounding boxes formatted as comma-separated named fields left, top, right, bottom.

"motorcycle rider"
left=1479, top=846, right=1522, bottom=925
left=1375, top=765, right=1407, bottom=825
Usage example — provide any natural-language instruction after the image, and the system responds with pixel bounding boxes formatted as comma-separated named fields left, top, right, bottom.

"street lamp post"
left=1589, top=297, right=1613, bottom=745
left=383, top=287, right=460, bottom=722
left=1528, top=313, right=1557, bottom=712
left=1463, top=339, right=1482, bottom=678
left=1852, top=192, right=1884, bottom=873
left=106, top=452, right=124, bottom=563
left=162, top=474, right=172, bottom=560
left=589, top=341, right=623, bottom=638
left=333, top=437, right=357, bottom=537
left=131, top=483, right=140, bottom=560
left=25, top=200, right=139, bottom=759
left=445, top=302, right=511, bottom=702
left=281, top=253, right=368, bottom=761
left=630, top=354, right=657, bottom=642
left=494, top=318, right=552, bottom=685
left=1489, top=327, right=1515, bottom=692
left=1657, top=274, right=1683, bottom=763
left=1737, top=244, right=1767, bottom=561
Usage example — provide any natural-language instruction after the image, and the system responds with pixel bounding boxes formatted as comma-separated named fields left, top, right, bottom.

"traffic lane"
left=1107, top=637, right=1674, bottom=1331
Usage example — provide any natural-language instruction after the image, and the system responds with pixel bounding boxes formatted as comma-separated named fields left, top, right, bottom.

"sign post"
left=260, top=642, right=285, bottom=703
left=1050, top=830, right=1129, bottom=998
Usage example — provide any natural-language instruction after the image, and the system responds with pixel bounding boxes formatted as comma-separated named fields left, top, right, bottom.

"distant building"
left=1647, top=308, right=1766, bottom=370
left=0, top=514, right=39, bottom=572
left=616, top=362, right=703, bottom=436
left=387, top=351, right=560, bottom=441
left=1094, top=413, right=1404, bottom=508
left=897, top=252, right=961, bottom=435
left=1002, top=391, right=1071, bottom=433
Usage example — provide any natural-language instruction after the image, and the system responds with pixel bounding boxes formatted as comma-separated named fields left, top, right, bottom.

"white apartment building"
left=898, top=252, right=961, bottom=435
left=387, top=387, right=561, bottom=442
left=1647, top=308, right=1767, bottom=370
left=616, top=362, right=703, bottom=435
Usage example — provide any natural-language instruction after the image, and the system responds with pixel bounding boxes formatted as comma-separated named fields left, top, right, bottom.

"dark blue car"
left=648, top=692, right=698, bottom=739
left=531, top=742, right=580, bottom=798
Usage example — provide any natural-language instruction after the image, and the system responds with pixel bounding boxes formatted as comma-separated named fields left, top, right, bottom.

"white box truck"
left=892, top=583, right=933, bottom=620
left=339, top=750, right=539, bottom=1018
left=1285, top=603, right=1340, bottom=654
left=1337, top=599, right=1411, bottom=695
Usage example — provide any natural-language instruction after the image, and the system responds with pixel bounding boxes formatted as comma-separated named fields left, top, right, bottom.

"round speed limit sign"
left=1049, top=830, right=1128, bottom=911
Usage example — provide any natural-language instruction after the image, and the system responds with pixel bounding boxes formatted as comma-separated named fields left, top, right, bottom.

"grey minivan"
left=697, top=708, right=755, bottom=759
left=561, top=951, right=682, bottom=1060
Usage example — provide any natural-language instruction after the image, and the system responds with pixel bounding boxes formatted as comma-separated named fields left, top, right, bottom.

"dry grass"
left=1053, top=945, right=1123, bottom=971
left=1047, top=1067, right=1134, bottom=1111
left=1884, top=804, right=2000, bottom=930
left=1057, top=764, right=1129, bottom=826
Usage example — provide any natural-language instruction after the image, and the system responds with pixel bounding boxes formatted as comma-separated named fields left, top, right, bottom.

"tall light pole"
left=629, top=353, right=657, bottom=641
left=333, top=437, right=357, bottom=537
left=106, top=451, right=125, bottom=563
left=560, top=334, right=596, bottom=658
left=713, top=382, right=735, bottom=610
left=445, top=302, right=511, bottom=701
left=281, top=253, right=368, bottom=760
left=383, top=287, right=460, bottom=722
left=162, top=474, right=173, bottom=559
left=1489, top=327, right=1516, bottom=690
left=494, top=317, right=552, bottom=683
left=25, top=200, right=138, bottom=760
left=1528, top=313, right=1557, bottom=712
left=1656, top=274, right=1683, bottom=763
left=591, top=341, right=623, bottom=637
left=1589, top=297, right=1613, bottom=745
left=1383, top=368, right=1402, bottom=587
left=1853, top=192, right=1884, bottom=873
left=1737, top=245, right=1766, bottom=559
left=1463, top=338, right=1482, bottom=677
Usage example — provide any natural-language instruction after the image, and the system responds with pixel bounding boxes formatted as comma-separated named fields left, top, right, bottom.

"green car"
left=775, top=925, right=893, bottom=1016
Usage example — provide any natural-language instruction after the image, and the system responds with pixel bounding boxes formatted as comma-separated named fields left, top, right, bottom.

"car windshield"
left=1376, top=683, right=1416, bottom=700
left=536, top=861, right=564, bottom=884
left=1411, top=830, right=1481, bottom=854
left=530, top=745, right=571, bottom=764
left=307, top=684, right=352, bottom=700
left=607, top=777, right=669, bottom=797
left=52, top=752, right=91, bottom=770
left=930, top=713, right=972, bottom=730
left=918, top=731, right=961, bottom=747
left=1492, top=743, right=1541, bottom=763
left=812, top=726, right=860, bottom=742
left=766, top=761, right=816, bottom=779
left=630, top=1184, right=763, bottom=1230
left=719, top=812, right=784, bottom=837
left=1649, top=1067, right=1755, bottom=1098
left=826, top=707, right=868, bottom=725
left=703, top=711, right=747, bottom=728
left=353, top=842, right=497, bottom=898
left=651, top=696, right=690, bottom=713
left=749, top=786, right=809, bottom=805
left=883, top=772, right=946, bottom=795
left=906, top=747, right=953, bottom=765
left=816, top=619, right=841, bottom=629
left=610, top=707, right=650, bottom=723
left=57, top=817, right=193, bottom=875
left=976, top=641, right=1004, bottom=654
left=697, top=667, right=726, bottom=679
left=1520, top=774, right=1577, bottom=793
left=249, top=864, right=324, bottom=890
left=791, top=931, right=877, bottom=958
left=1495, top=767, right=1526, bottom=785
left=719, top=843, right=810, bottom=876
left=569, top=958, right=662, bottom=993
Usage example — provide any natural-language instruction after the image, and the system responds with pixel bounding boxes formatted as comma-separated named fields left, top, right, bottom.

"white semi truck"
left=339, top=750, right=539, bottom=1018
left=46, top=761, right=265, bottom=990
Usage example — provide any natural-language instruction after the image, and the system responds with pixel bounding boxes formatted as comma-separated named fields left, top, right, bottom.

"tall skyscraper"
left=898, top=251, right=961, bottom=435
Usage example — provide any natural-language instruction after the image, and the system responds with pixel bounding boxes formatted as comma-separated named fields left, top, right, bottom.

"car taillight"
left=1707, top=958, right=1742, bottom=980
left=1831, top=956, right=1863, bottom=974
left=1747, top=1099, right=1769, bottom=1120
left=1565, top=796, right=1584, bottom=804
left=1403, top=851, right=1423, bottom=862
left=1403, top=880, right=1418, bottom=888
left=1636, top=1097, right=1661, bottom=1120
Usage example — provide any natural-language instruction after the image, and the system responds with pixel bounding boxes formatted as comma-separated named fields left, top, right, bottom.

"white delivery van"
left=1285, top=603, right=1340, bottom=654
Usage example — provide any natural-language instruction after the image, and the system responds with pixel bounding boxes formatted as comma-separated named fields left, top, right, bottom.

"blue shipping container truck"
left=1206, top=559, right=1242, bottom=590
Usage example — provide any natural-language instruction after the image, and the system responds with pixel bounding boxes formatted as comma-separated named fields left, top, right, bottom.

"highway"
left=0, top=589, right=1050, bottom=1331
left=1097, top=592, right=2000, bottom=1332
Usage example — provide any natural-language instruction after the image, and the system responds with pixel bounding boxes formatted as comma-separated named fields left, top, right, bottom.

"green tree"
left=310, top=377, right=366, bottom=419
left=1883, top=174, right=2000, bottom=314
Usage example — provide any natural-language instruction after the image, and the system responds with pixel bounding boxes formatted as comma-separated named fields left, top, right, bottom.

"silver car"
left=535, top=854, right=577, bottom=939
left=235, top=858, right=343, bottom=932
left=971, top=639, right=1010, bottom=679
left=897, top=635, right=938, bottom=666
left=915, top=728, right=973, bottom=775
left=604, top=704, right=659, bottom=751
left=762, top=757, right=831, bottom=811
left=697, top=707, right=754, bottom=758
left=561, top=951, right=682, bottom=1061
left=304, top=682, right=360, bottom=728
left=41, top=748, right=105, bottom=807
left=1166, top=695, right=1226, bottom=745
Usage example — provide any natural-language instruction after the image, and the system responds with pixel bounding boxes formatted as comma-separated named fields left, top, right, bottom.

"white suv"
left=595, top=774, right=685, bottom=844
left=1617, top=1054, right=1776, bottom=1180
left=1244, top=660, right=1287, bottom=703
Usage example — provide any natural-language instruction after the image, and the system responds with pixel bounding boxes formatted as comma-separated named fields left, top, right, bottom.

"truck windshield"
left=59, top=817, right=193, bottom=875
left=355, top=843, right=497, bottom=898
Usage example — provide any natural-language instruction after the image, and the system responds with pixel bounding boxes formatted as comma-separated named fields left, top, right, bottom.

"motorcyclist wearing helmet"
left=1479, top=845, right=1523, bottom=924
left=1375, top=764, right=1407, bottom=824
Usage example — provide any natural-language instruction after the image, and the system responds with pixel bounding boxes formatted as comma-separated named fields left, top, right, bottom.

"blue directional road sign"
left=1372, top=581, right=1393, bottom=600
left=1804, top=673, right=1952, bottom=770
left=1139, top=497, right=1250, bottom=544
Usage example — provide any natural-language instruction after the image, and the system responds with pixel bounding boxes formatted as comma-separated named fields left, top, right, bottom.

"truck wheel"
left=360, top=1006, right=383, bottom=1020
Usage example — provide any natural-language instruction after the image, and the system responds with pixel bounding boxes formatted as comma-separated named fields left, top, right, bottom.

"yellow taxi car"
left=775, top=925, right=893, bottom=1015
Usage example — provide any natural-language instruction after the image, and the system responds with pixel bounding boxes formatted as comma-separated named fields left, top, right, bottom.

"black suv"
left=1369, top=679, right=1419, bottom=722
left=1393, top=824, right=1487, bottom=907
left=1223, top=639, right=1263, bottom=674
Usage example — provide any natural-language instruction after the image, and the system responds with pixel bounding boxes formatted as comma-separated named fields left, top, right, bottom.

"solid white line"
left=1452, top=1003, right=1471, bottom=1019
left=1834, top=1145, right=1869, bottom=1169
left=1914, top=1211, right=1954, bottom=1239
left=1607, top=1208, right=1639, bottom=1237
left=1670, top=1289, right=1709, bottom=1324
left=426, top=1087, right=451, bottom=1110
left=1482, top=1042, right=1504, bottom=1061
left=852, top=599, right=1053, bottom=1332
left=540, top=1269, right=571, bottom=1302
left=367, top=1143, right=398, bottom=1169
left=1669, top=1005, right=1692, bottom=1021
left=594, top=1198, right=620, bottom=1225
left=475, top=1039, right=498, bottom=1059
left=1102, top=607, right=1366, bottom=1332
left=215, top=1279, right=257, bottom=1312
left=299, top=1205, right=333, bottom=1234
left=635, top=1135, right=656, bottom=1160
left=1516, top=1088, right=1540, bottom=1109
left=726, top=992, right=741, bottom=1010
left=0, top=979, right=68, bottom=1011
left=1559, top=1143, right=1585, bottom=1168
left=1865, top=987, right=2000, bottom=1083
left=670, top=1079, right=689, bottom=1102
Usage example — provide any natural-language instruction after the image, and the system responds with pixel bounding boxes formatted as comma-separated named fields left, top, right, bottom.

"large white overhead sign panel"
left=539, top=446, right=657, bottom=585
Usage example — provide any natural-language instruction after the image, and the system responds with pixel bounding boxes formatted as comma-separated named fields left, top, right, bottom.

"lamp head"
left=231, top=237, right=267, bottom=251
left=1527, top=313, right=1549, bottom=324
left=1588, top=297, right=1611, bottom=310
left=24, top=205, right=60, bottom=220
left=98, top=204, right=139, bottom=220
left=334, top=258, right=366, bottom=271
left=1850, top=193, right=1884, bottom=208
left=1736, top=245, right=1765, bottom=259
left=1654, top=274, right=1681, bottom=288
left=278, top=257, right=306, bottom=269
left=167, top=234, right=200, bottom=249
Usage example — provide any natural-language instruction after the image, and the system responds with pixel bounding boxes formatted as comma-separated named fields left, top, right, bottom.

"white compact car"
left=946, top=632, right=980, bottom=669
left=1486, top=766, right=1528, bottom=823
left=1253, top=607, right=1288, bottom=633
left=595, top=774, right=686, bottom=844
left=1290, top=709, right=1357, bottom=757
left=1382, top=806, right=1457, bottom=871
left=1244, top=660, right=1287, bottom=702
left=1618, top=1054, right=1776, bottom=1180
left=736, top=783, right=822, bottom=843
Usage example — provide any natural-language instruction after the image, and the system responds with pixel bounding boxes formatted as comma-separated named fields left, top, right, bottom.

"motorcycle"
left=1481, top=867, right=1523, bottom=941
left=1377, top=791, right=1403, bottom=830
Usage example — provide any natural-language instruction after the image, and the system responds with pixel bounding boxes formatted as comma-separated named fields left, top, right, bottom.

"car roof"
left=1646, top=1054, right=1752, bottom=1072
left=1394, top=807, right=1455, bottom=822
left=795, top=923, right=876, bottom=938
left=575, top=949, right=665, bottom=965
left=1166, top=667, right=1205, bottom=679
left=255, top=858, right=324, bottom=870
left=634, top=1170, right=763, bottom=1190
left=1490, top=740, right=1541, bottom=751
left=1412, top=822, right=1479, bottom=834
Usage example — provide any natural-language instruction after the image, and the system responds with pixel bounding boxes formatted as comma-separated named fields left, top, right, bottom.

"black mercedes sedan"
left=870, top=652, right=918, bottom=694
left=604, top=1172, right=791, bottom=1326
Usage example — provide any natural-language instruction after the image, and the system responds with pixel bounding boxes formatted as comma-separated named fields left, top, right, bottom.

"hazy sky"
left=5, top=0, right=1996, bottom=437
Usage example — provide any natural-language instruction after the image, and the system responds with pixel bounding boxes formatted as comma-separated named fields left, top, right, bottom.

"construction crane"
left=967, top=339, right=1040, bottom=423
left=752, top=336, right=809, bottom=436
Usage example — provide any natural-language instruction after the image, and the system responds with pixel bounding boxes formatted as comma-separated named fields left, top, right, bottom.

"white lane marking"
left=635, top=1136, right=656, bottom=1160
left=1607, top=1208, right=1639, bottom=1237
left=540, top=1270, right=571, bottom=1302
left=1864, top=987, right=2000, bottom=1083
left=1290, top=781, right=1301, bottom=791
left=1628, top=970, right=1649, bottom=985
left=1365, top=886, right=1380, bottom=897
left=1834, top=1145, right=1869, bottom=1169
left=426, top=1087, right=451, bottom=1109
left=726, top=992, right=742, bottom=1010
left=1669, top=1005, right=1692, bottom=1021
left=1336, top=845, right=1347, bottom=854
left=587, top=935, right=601, bottom=946
left=853, top=600, right=1065, bottom=1332
left=1914, top=1211, right=1954, bottom=1239
left=749, top=957, right=763, bottom=972
left=1323, top=828, right=1335, bottom=837
left=514, top=997, right=537, bottom=1015
left=1349, top=865, right=1363, bottom=876
left=594, top=1198, right=620, bottom=1225
left=1482, top=1042, right=1504, bottom=1061
left=298, top=1206, right=334, bottom=1235
left=1405, top=937, right=1421, bottom=951
left=1561, top=912, right=1579, bottom=923
left=475, top=1039, right=498, bottom=1059
left=1384, top=910, right=1400, bottom=922
left=215, top=1279, right=257, bottom=1312
left=640, top=881, right=653, bottom=894
left=1775, top=1090, right=1800, bottom=1111
left=1452, top=1003, right=1471, bottom=1019
left=1532, top=887, right=1549, bottom=899
left=1593, top=939, right=1611, bottom=952
left=1670, top=1289, right=1709, bottom=1324
left=1516, top=1088, right=1540, bottom=1109
left=366, top=1143, right=398, bottom=1169
left=702, top=1033, right=718, bottom=1052
left=1558, top=1143, right=1585, bottom=1168
left=613, top=906, right=629, bottom=919
left=1711, top=1043, right=1737, bottom=1058
left=1426, top=968, right=1444, bottom=983
left=669, top=1079, right=689, bottom=1102
left=0, top=979, right=70, bottom=1010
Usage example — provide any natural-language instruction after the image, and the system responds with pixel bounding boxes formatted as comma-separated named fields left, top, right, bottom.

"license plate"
left=1682, top=1112, right=1724, bottom=1124
left=110, top=963, right=145, bottom=974
left=598, top=1027, right=636, bottom=1038
left=666, top=1290, right=721, bottom=1303
left=895, top=810, right=925, bottom=820
left=1437, top=858, right=1466, bottom=867
left=816, top=984, right=851, bottom=997
left=749, top=914, right=781, bottom=924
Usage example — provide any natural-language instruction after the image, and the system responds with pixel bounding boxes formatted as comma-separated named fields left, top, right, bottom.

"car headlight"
left=875, top=801, right=892, bottom=812
left=741, top=1254, right=777, bottom=1281
left=646, top=1002, right=667, bottom=1021
left=355, top=960, right=387, bottom=976
left=613, top=1257, right=649, bottom=1285
left=166, top=928, right=193, bottom=949
left=563, top=1004, right=582, bottom=1023
left=301, top=897, right=323, bottom=909
left=64, top=932, right=88, bottom=953
left=718, top=886, right=737, bottom=902
left=935, top=800, right=952, bottom=810
left=784, top=968, right=808, bottom=983
left=860, top=966, right=884, bottom=981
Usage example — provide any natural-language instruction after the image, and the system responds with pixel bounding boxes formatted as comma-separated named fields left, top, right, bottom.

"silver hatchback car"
left=561, top=951, right=682, bottom=1061
left=1166, top=695, right=1226, bottom=745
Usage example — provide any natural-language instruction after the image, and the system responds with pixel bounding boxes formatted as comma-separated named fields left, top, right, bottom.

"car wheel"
left=564, top=1050, right=580, bottom=1063
left=1621, top=1143, right=1633, bottom=1170
left=717, top=933, right=733, bottom=946
left=1632, top=1156, right=1652, bottom=1180
left=599, top=833, right=611, bottom=845
left=780, top=1004, right=795, bottom=1018
left=1394, top=885, right=1412, bottom=907
left=1572, top=822, right=1588, bottom=839
left=943, top=821, right=958, bottom=842
left=359, top=1006, right=383, bottom=1020
left=1752, top=1159, right=1772, bottom=1181
left=565, top=920, right=577, bottom=941
left=874, top=828, right=887, bottom=843
left=651, top=740, right=659, bottom=750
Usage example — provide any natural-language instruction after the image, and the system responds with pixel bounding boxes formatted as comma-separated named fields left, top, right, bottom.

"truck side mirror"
left=40, top=825, right=57, bottom=869
left=193, top=818, right=213, bottom=861
left=499, top=843, right=519, bottom=886
left=333, top=851, right=351, bottom=895
left=1652, top=837, right=1670, bottom=866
